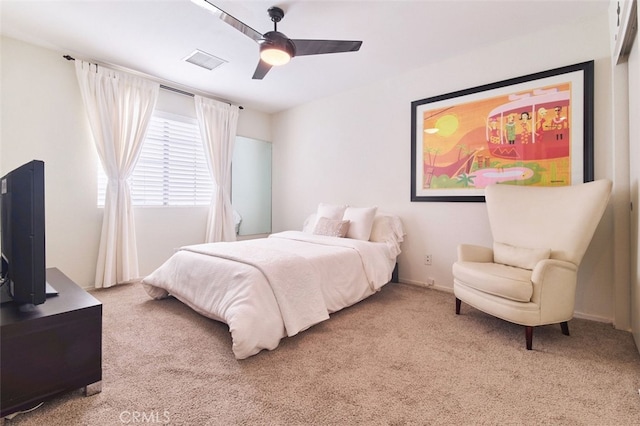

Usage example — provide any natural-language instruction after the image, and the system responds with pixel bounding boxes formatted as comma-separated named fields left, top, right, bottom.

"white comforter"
left=142, top=231, right=396, bottom=359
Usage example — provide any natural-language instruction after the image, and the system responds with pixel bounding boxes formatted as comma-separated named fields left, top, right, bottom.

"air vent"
left=183, top=50, right=227, bottom=71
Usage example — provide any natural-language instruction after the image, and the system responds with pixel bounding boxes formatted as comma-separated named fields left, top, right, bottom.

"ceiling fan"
left=191, top=1, right=363, bottom=79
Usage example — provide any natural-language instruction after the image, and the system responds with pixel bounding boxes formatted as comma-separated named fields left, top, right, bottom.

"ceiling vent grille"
left=184, top=50, right=227, bottom=71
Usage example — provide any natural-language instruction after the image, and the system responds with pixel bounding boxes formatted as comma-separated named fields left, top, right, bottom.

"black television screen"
left=0, top=160, right=46, bottom=310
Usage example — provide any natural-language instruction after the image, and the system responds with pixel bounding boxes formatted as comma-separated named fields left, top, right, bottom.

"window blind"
left=98, top=112, right=212, bottom=206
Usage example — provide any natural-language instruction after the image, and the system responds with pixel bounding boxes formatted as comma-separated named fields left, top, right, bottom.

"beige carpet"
left=5, top=282, right=640, bottom=425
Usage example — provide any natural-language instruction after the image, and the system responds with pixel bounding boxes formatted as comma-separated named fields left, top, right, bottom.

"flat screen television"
left=0, top=160, right=46, bottom=311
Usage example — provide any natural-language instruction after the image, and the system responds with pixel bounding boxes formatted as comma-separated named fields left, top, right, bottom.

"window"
left=98, top=112, right=212, bottom=206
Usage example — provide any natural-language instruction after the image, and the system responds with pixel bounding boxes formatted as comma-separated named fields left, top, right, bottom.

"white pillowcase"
left=302, top=214, right=318, bottom=233
left=343, top=206, right=378, bottom=240
left=369, top=214, right=405, bottom=257
left=316, top=203, right=347, bottom=220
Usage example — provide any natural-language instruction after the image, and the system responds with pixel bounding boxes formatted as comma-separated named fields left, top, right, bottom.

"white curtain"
left=194, top=95, right=240, bottom=242
left=75, top=60, right=159, bottom=288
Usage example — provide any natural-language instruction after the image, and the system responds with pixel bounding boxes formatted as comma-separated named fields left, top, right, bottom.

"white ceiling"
left=1, top=0, right=609, bottom=113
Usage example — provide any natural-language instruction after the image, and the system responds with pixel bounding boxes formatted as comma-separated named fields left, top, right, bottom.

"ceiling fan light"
left=260, top=43, right=293, bottom=66
left=259, top=32, right=295, bottom=66
left=260, top=47, right=291, bottom=66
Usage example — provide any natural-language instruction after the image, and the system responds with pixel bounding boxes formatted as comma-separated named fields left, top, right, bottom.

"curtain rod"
left=63, top=55, right=243, bottom=109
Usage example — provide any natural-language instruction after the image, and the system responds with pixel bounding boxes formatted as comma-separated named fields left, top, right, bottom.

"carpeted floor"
left=4, top=282, right=640, bottom=425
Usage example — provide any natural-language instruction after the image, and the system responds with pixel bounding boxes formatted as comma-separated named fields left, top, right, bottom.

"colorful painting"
left=411, top=61, right=594, bottom=202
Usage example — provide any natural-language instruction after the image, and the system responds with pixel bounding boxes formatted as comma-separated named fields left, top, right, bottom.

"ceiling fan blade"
left=252, top=60, right=273, bottom=80
left=191, top=0, right=263, bottom=42
left=291, top=39, right=362, bottom=56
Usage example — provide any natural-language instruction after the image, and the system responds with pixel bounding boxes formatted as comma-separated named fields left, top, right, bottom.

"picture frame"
left=410, top=61, right=594, bottom=202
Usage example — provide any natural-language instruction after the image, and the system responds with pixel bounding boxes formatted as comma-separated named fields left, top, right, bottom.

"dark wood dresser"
left=1, top=268, right=102, bottom=418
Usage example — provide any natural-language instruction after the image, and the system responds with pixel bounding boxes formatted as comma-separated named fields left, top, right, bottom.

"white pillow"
left=343, top=206, right=377, bottom=240
left=493, top=242, right=551, bottom=270
left=369, top=214, right=404, bottom=242
left=316, top=203, right=347, bottom=220
left=302, top=214, right=317, bottom=233
left=369, top=214, right=405, bottom=257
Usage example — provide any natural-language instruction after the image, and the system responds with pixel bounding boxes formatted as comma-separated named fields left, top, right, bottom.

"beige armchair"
left=453, top=179, right=612, bottom=350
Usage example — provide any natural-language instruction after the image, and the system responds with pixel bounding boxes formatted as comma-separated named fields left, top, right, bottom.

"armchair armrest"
left=457, top=244, right=493, bottom=263
left=531, top=259, right=579, bottom=323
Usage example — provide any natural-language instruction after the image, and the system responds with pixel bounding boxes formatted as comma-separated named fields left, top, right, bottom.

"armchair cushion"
left=493, top=242, right=551, bottom=270
left=453, top=261, right=533, bottom=302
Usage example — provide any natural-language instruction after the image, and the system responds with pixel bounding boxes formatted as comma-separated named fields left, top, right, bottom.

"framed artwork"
left=410, top=61, right=594, bottom=202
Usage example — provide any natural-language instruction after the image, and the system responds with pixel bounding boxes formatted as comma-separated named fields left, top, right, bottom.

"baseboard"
left=573, top=310, right=613, bottom=325
left=397, top=278, right=453, bottom=294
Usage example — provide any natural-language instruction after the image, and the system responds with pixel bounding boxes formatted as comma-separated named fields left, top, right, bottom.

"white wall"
left=272, top=13, right=621, bottom=322
left=0, top=35, right=272, bottom=287
left=1, top=36, right=102, bottom=288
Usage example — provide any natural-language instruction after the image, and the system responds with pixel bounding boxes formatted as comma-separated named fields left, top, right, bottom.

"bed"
left=141, top=205, right=404, bottom=359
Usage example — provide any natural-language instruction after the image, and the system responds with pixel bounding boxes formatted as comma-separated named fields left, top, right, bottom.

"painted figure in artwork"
left=535, top=107, right=547, bottom=143
left=505, top=114, right=517, bottom=145
left=520, top=112, right=531, bottom=144
left=488, top=118, right=501, bottom=144
left=551, top=105, right=567, bottom=140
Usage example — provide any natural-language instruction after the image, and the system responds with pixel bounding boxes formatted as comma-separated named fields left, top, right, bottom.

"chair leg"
left=525, top=326, right=533, bottom=350
left=455, top=298, right=461, bottom=315
left=525, top=323, right=568, bottom=350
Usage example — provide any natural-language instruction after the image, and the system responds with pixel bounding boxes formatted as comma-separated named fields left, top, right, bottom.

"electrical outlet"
left=424, top=254, right=432, bottom=266
left=427, top=277, right=435, bottom=287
